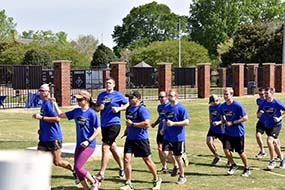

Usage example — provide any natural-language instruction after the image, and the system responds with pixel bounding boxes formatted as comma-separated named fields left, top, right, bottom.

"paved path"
left=27, top=143, right=124, bottom=159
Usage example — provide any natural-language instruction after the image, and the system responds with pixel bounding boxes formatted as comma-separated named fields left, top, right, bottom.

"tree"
left=112, top=2, right=187, bottom=52
left=21, top=30, right=70, bottom=48
left=23, top=49, right=52, bottom=67
left=188, top=0, right=284, bottom=56
left=131, top=40, right=210, bottom=67
left=220, top=22, right=276, bottom=66
left=0, top=9, right=17, bottom=41
left=91, top=43, right=115, bottom=67
left=70, top=35, right=99, bottom=62
left=189, top=0, right=243, bottom=56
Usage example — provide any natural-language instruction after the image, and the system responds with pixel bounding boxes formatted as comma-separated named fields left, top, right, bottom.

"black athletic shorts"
left=256, top=121, right=266, bottom=134
left=223, top=135, right=244, bottom=154
left=102, top=124, right=121, bottom=145
left=265, top=125, right=282, bottom=139
left=38, top=139, right=62, bottom=151
left=207, top=130, right=224, bottom=142
left=162, top=140, right=185, bottom=156
left=156, top=133, right=164, bottom=145
left=124, top=139, right=151, bottom=157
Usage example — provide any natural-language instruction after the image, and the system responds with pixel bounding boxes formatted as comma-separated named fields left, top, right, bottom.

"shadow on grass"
left=51, top=175, right=74, bottom=181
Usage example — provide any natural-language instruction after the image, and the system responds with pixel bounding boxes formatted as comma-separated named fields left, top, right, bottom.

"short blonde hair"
left=224, top=87, right=234, bottom=95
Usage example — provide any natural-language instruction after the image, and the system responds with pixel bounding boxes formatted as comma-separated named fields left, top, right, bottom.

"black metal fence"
left=0, top=65, right=223, bottom=109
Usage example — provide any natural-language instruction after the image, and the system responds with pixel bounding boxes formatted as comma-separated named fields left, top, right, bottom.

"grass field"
left=1, top=94, right=285, bottom=190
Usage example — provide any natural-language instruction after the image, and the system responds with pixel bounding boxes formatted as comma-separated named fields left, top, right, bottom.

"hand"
left=274, top=117, right=281, bottom=122
left=32, top=113, right=42, bottom=120
left=212, top=121, right=221, bottom=126
left=50, top=97, right=56, bottom=103
left=126, top=119, right=133, bottom=127
left=112, top=107, right=120, bottom=113
left=167, top=120, right=174, bottom=127
left=225, top=121, right=233, bottom=126
left=80, top=140, right=89, bottom=148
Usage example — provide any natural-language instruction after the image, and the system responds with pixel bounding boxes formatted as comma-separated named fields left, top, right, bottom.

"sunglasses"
left=158, top=96, right=165, bottom=99
left=128, top=95, right=136, bottom=99
left=76, top=98, right=84, bottom=102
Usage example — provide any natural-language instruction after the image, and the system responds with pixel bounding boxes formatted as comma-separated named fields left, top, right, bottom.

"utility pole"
left=282, top=14, right=285, bottom=64
left=178, top=19, right=181, bottom=68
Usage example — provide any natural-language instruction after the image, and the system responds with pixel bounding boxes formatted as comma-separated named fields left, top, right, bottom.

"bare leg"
left=123, top=153, right=132, bottom=182
left=143, top=156, right=158, bottom=179
left=256, top=132, right=265, bottom=153
left=110, top=142, right=124, bottom=169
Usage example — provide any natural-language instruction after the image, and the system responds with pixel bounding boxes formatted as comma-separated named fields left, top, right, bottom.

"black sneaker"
left=160, top=167, right=168, bottom=173
left=211, top=157, right=221, bottom=165
left=119, top=169, right=125, bottom=178
left=170, top=166, right=178, bottom=177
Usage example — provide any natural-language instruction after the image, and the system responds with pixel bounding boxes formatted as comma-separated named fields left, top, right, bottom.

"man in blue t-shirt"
left=120, top=90, right=162, bottom=190
left=94, top=77, right=128, bottom=181
left=32, top=84, right=74, bottom=179
left=255, top=88, right=267, bottom=159
left=161, top=89, right=189, bottom=185
left=258, top=87, right=285, bottom=170
left=151, top=91, right=176, bottom=173
left=219, top=87, right=250, bottom=177
left=207, top=94, right=225, bottom=165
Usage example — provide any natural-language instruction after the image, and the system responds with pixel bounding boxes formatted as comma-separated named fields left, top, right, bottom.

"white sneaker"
left=90, top=180, right=100, bottom=190
left=268, top=160, right=276, bottom=170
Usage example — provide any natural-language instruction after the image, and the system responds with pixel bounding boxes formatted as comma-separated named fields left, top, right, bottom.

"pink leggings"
left=74, top=146, right=95, bottom=181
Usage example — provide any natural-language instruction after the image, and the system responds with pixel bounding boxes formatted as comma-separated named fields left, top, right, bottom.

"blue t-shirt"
left=256, top=98, right=266, bottom=123
left=96, top=91, right=128, bottom=127
left=157, top=102, right=170, bottom=133
left=39, top=99, right=62, bottom=142
left=125, top=105, right=150, bottom=140
left=219, top=100, right=247, bottom=137
left=65, top=108, right=100, bottom=148
left=258, top=99, right=285, bottom=129
left=164, top=103, right=189, bottom=142
left=209, top=103, right=224, bottom=134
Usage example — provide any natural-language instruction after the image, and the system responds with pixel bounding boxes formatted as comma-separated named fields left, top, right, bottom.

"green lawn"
left=1, top=94, right=285, bottom=190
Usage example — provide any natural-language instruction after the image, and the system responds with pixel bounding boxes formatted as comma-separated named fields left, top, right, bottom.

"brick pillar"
left=247, top=64, right=259, bottom=86
left=157, top=63, right=172, bottom=94
left=103, top=68, right=111, bottom=84
left=198, top=63, right=211, bottom=98
left=110, top=62, right=126, bottom=95
left=262, top=63, right=275, bottom=88
left=218, top=68, right=227, bottom=87
left=275, top=64, right=285, bottom=93
left=53, top=60, right=71, bottom=106
left=232, top=64, right=244, bottom=96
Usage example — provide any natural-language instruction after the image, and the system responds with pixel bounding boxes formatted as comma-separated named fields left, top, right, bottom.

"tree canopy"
left=70, top=35, right=99, bottom=62
left=220, top=22, right=278, bottom=66
left=0, top=9, right=17, bottom=42
left=91, top=43, right=115, bottom=67
left=131, top=40, right=210, bottom=67
left=188, top=0, right=284, bottom=56
left=112, top=1, right=187, bottom=53
left=23, top=49, right=52, bottom=66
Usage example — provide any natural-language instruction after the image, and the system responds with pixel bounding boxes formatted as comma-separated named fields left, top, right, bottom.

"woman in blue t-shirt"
left=53, top=90, right=101, bottom=190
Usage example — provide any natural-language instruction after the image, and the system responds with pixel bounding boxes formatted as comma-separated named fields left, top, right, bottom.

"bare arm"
left=167, top=119, right=189, bottom=127
left=126, top=119, right=150, bottom=129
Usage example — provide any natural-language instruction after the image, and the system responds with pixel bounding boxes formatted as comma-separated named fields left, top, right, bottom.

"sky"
left=1, top=0, right=191, bottom=48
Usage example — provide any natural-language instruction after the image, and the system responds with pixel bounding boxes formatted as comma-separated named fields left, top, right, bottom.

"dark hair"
left=265, top=87, right=275, bottom=93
